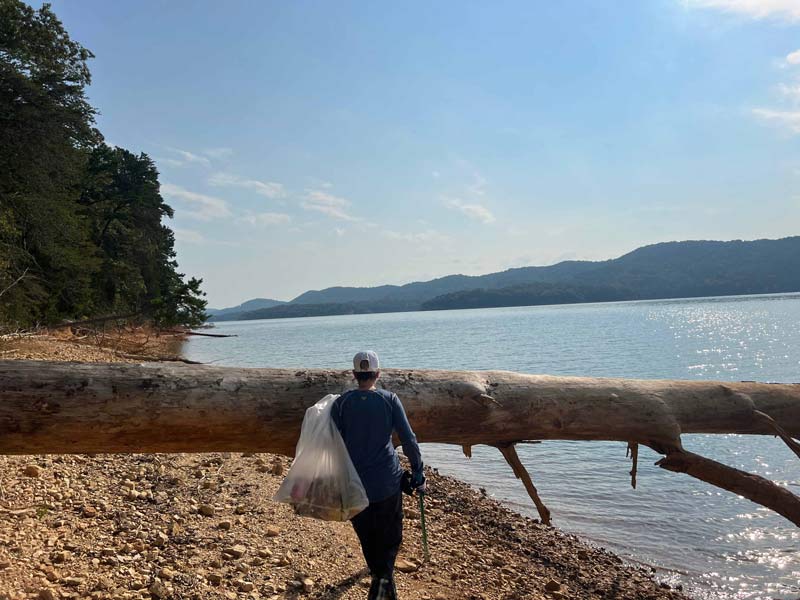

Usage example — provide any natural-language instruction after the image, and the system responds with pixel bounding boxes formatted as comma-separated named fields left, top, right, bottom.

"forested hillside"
left=214, top=237, right=800, bottom=321
left=0, top=1, right=205, bottom=329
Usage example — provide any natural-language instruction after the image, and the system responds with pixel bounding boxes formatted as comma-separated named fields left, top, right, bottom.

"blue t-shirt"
left=331, top=388, right=423, bottom=503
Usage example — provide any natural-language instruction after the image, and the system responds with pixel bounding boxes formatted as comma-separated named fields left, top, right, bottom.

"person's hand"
left=411, top=472, right=426, bottom=494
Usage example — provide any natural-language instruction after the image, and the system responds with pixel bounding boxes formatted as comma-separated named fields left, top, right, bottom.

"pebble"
left=226, top=544, right=247, bottom=559
left=265, top=525, right=280, bottom=537
left=24, top=465, right=42, bottom=477
left=149, top=580, right=169, bottom=598
left=198, top=504, right=216, bottom=516
left=395, top=558, right=419, bottom=573
left=545, top=579, right=562, bottom=592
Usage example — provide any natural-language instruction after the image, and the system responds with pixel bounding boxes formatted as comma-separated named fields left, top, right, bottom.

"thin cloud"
left=467, top=173, right=488, bottom=197
left=683, top=0, right=800, bottom=21
left=161, top=183, right=232, bottom=221
left=172, top=228, right=206, bottom=244
left=166, top=147, right=211, bottom=167
left=204, top=147, right=233, bottom=159
left=302, top=190, right=360, bottom=222
left=778, top=83, right=800, bottom=103
left=787, top=50, right=800, bottom=65
left=209, top=172, right=285, bottom=199
left=752, top=108, right=800, bottom=133
left=239, top=212, right=291, bottom=226
left=384, top=230, right=449, bottom=243
left=444, top=198, right=496, bottom=224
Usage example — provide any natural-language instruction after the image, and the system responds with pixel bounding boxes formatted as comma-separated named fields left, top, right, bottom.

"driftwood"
left=1, top=361, right=798, bottom=526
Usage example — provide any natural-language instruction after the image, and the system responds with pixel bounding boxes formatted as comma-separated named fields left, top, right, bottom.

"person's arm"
left=391, top=393, right=424, bottom=483
left=330, top=395, right=344, bottom=435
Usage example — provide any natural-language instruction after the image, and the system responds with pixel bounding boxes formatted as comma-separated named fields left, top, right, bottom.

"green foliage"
left=0, top=1, right=205, bottom=329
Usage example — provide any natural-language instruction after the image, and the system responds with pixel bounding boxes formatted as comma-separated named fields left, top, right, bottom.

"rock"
left=198, top=504, right=215, bottom=517
left=545, top=579, right=561, bottom=592
left=24, top=464, right=42, bottom=477
left=235, top=580, right=255, bottom=592
left=257, top=549, right=273, bottom=558
left=81, top=505, right=98, bottom=518
left=395, top=558, right=419, bottom=573
left=265, top=525, right=280, bottom=537
left=158, top=567, right=175, bottom=581
left=577, top=549, right=589, bottom=560
left=225, top=544, right=247, bottom=559
left=301, top=578, right=314, bottom=593
left=207, top=573, right=223, bottom=585
left=50, top=551, right=69, bottom=564
left=149, top=580, right=169, bottom=599
left=218, top=520, right=232, bottom=530
left=270, top=460, right=284, bottom=476
left=153, top=531, right=169, bottom=547
left=63, top=577, right=83, bottom=587
left=38, top=589, right=59, bottom=600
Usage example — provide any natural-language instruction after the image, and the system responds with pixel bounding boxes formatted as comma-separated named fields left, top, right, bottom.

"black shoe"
left=367, top=576, right=397, bottom=600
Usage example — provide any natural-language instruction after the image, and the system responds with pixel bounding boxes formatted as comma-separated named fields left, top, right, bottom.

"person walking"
left=331, top=351, right=425, bottom=600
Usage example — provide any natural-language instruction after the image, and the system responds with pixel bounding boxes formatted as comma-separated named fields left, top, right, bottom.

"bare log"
left=2, top=360, right=800, bottom=525
left=2, top=361, right=799, bottom=454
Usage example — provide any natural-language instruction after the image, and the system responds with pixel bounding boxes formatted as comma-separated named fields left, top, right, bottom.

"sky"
left=47, top=0, right=800, bottom=308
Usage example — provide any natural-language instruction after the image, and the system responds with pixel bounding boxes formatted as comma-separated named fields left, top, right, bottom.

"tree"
left=0, top=0, right=100, bottom=325
left=79, top=145, right=206, bottom=326
left=0, top=1, right=206, bottom=329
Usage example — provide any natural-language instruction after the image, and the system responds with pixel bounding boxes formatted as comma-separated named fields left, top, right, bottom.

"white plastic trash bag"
left=274, top=394, right=369, bottom=521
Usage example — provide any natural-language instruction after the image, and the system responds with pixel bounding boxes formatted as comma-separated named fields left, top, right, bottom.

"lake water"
left=185, top=294, right=800, bottom=600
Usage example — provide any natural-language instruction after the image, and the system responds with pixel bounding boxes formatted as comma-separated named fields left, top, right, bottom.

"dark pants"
left=350, top=491, right=403, bottom=582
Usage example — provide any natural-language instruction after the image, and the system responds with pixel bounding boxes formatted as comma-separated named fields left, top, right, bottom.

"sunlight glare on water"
left=186, top=294, right=800, bottom=599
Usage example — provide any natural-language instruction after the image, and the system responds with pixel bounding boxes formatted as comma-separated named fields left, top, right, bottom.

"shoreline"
left=0, top=332, right=690, bottom=600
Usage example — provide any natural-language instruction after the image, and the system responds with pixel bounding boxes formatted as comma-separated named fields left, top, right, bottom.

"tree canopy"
left=0, top=0, right=206, bottom=329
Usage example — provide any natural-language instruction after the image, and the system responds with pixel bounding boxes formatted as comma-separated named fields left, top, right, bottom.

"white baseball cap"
left=353, top=351, right=380, bottom=372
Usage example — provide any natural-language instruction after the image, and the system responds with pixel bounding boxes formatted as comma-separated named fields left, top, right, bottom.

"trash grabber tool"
left=418, top=490, right=429, bottom=561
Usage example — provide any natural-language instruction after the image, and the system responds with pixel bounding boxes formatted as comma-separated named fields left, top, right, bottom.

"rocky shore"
left=0, top=333, right=690, bottom=600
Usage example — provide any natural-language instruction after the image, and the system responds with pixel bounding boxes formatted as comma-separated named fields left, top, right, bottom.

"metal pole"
left=418, top=491, right=429, bottom=561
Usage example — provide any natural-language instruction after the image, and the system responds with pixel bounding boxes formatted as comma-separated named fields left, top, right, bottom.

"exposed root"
left=753, top=410, right=800, bottom=461
left=462, top=444, right=472, bottom=458
left=626, top=442, right=639, bottom=489
left=494, top=443, right=551, bottom=526
left=655, top=449, right=800, bottom=527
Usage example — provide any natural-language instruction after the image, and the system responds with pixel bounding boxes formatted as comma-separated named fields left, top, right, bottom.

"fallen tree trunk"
left=1, top=361, right=799, bottom=525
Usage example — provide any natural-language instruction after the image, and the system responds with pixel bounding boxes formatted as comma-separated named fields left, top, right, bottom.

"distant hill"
left=207, top=298, right=285, bottom=320
left=214, top=237, right=800, bottom=321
